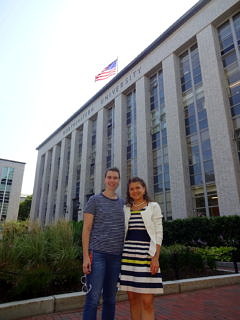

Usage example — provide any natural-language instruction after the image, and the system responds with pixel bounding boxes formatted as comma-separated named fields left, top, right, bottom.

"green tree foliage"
left=18, top=195, right=32, bottom=220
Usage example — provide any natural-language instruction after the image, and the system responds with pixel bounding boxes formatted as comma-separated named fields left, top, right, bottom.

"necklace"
left=133, top=201, right=146, bottom=207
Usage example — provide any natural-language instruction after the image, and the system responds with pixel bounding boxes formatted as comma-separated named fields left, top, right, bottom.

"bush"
left=160, top=245, right=206, bottom=280
left=195, top=246, right=236, bottom=263
left=0, top=220, right=82, bottom=302
left=71, top=220, right=83, bottom=257
left=1, top=217, right=238, bottom=302
left=163, top=216, right=240, bottom=248
left=160, top=244, right=236, bottom=281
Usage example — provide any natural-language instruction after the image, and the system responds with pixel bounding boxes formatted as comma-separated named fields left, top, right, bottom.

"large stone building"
left=30, top=0, right=240, bottom=224
left=0, top=158, right=25, bottom=221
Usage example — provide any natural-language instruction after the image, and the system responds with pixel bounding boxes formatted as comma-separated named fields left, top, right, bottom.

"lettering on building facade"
left=100, top=66, right=141, bottom=104
left=62, top=65, right=141, bottom=137
left=62, top=105, right=95, bottom=136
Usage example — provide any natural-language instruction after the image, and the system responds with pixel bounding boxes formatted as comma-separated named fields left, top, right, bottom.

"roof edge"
left=0, top=158, right=26, bottom=165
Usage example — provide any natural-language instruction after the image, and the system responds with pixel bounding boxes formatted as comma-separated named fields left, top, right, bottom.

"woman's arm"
left=150, top=244, right=161, bottom=274
left=150, top=203, right=163, bottom=274
left=152, top=202, right=163, bottom=246
left=82, top=213, right=94, bottom=274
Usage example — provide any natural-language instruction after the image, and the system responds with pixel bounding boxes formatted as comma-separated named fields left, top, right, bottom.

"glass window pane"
left=233, top=13, right=240, bottom=41
left=195, top=196, right=205, bottom=208
left=194, top=74, right=202, bottom=85
left=231, top=104, right=240, bottom=117
left=198, top=109, right=207, bottom=121
left=208, top=195, right=219, bottom=207
left=222, top=51, right=237, bottom=67
left=202, top=149, right=212, bottom=161
left=204, top=160, right=214, bottom=173
left=205, top=173, right=215, bottom=183
left=186, top=124, right=197, bottom=136
left=190, top=174, right=202, bottom=185
left=199, top=119, right=208, bottom=130
left=229, top=92, right=240, bottom=106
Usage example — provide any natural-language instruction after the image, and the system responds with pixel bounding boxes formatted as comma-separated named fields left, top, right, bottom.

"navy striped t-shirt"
left=84, top=193, right=125, bottom=255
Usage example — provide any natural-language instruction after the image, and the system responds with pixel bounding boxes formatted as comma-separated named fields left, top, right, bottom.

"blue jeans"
left=82, top=250, right=121, bottom=320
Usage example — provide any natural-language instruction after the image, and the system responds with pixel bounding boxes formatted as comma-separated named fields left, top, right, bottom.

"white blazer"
left=124, top=202, right=163, bottom=256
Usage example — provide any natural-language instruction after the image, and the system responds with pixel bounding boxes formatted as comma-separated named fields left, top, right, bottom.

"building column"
left=95, top=109, right=106, bottom=193
left=38, top=150, right=52, bottom=224
left=114, top=94, right=127, bottom=198
left=163, top=53, right=193, bottom=219
left=66, top=129, right=79, bottom=221
left=197, top=24, right=240, bottom=215
left=30, top=153, right=45, bottom=221
left=79, top=120, right=92, bottom=218
left=45, top=144, right=60, bottom=224
left=136, top=76, right=154, bottom=196
left=55, top=137, right=69, bottom=220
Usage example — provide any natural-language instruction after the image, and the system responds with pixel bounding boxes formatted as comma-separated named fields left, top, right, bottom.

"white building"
left=31, top=0, right=240, bottom=224
left=0, top=158, right=25, bottom=221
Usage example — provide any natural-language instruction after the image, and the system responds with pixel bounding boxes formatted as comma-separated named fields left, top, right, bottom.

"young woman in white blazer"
left=119, top=177, right=163, bottom=320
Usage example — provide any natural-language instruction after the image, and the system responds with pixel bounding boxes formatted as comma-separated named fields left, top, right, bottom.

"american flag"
left=95, top=59, right=118, bottom=81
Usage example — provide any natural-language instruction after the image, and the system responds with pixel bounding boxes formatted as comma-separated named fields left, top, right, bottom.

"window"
left=150, top=71, right=172, bottom=219
left=180, top=45, right=219, bottom=216
left=106, top=106, right=114, bottom=169
left=126, top=91, right=137, bottom=180
left=0, top=167, right=14, bottom=220
left=88, top=119, right=97, bottom=194
left=218, top=13, right=240, bottom=118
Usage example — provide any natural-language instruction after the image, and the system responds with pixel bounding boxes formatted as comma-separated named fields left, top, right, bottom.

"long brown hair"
left=126, top=177, right=151, bottom=206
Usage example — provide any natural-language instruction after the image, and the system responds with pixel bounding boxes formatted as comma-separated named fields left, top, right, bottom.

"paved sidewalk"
left=21, top=284, right=240, bottom=320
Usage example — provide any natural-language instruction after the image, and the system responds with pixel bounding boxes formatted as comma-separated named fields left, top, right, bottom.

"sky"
left=0, top=0, right=198, bottom=195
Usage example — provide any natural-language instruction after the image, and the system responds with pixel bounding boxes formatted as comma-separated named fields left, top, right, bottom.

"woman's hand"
left=83, top=253, right=92, bottom=274
left=150, top=256, right=159, bottom=275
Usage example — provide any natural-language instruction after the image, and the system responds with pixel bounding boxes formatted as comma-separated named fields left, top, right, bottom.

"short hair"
left=104, top=167, right=120, bottom=178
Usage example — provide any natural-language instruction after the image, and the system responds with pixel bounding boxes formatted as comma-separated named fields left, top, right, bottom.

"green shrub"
left=10, top=265, right=53, bottom=300
left=45, top=220, right=79, bottom=267
left=12, top=227, right=47, bottom=266
left=0, top=220, right=82, bottom=302
left=70, top=220, right=83, bottom=258
left=163, top=215, right=240, bottom=248
left=1, top=220, right=29, bottom=243
left=195, top=246, right=236, bottom=263
left=160, top=244, right=206, bottom=280
left=1, top=216, right=238, bottom=302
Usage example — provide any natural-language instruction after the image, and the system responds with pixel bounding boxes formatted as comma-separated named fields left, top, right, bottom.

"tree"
left=18, top=195, right=32, bottom=220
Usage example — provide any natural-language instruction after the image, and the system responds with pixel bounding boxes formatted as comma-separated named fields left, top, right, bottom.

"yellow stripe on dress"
left=121, top=259, right=151, bottom=265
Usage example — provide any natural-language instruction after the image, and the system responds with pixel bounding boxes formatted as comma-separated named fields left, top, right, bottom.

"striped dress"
left=119, top=209, right=163, bottom=294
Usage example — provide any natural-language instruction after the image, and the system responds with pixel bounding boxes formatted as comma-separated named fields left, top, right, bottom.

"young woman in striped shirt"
left=119, top=177, right=163, bottom=320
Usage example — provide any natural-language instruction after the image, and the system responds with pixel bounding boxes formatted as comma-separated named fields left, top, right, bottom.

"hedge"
left=162, top=215, right=240, bottom=247
left=0, top=216, right=239, bottom=303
